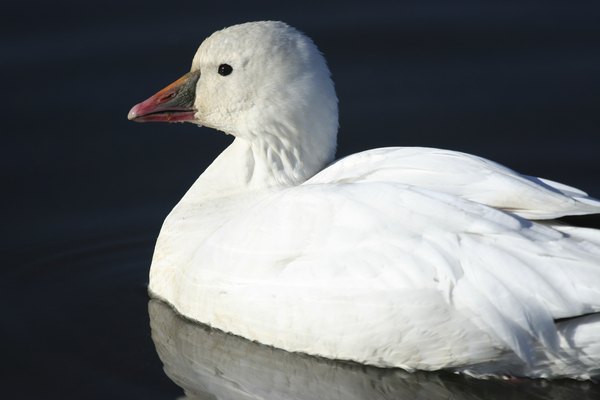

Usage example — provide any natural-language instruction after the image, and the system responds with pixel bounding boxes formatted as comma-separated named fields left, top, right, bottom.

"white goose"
left=129, top=21, right=600, bottom=379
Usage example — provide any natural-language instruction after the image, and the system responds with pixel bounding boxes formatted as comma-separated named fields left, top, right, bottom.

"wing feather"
left=308, top=147, right=600, bottom=219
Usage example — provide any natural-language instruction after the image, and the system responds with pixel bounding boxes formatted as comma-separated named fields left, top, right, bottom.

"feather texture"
left=129, top=21, right=600, bottom=379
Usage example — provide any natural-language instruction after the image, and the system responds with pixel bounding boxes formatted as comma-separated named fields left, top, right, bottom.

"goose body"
left=129, top=21, right=600, bottom=379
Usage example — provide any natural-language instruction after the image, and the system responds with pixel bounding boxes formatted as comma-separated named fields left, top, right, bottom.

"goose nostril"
left=158, top=92, right=177, bottom=103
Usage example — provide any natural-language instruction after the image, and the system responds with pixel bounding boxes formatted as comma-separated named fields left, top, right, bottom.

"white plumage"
left=149, top=299, right=599, bottom=399
left=129, top=21, right=600, bottom=379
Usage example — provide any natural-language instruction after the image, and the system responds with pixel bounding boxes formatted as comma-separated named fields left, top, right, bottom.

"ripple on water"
left=3, top=234, right=180, bottom=398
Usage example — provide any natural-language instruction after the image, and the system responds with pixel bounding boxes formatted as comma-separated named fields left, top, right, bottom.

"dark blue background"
left=3, top=1, right=600, bottom=398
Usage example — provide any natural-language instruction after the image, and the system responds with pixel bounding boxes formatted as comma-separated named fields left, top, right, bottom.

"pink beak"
left=128, top=70, right=200, bottom=123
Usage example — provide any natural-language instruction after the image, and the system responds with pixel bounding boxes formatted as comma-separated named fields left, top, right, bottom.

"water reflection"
left=149, top=299, right=599, bottom=400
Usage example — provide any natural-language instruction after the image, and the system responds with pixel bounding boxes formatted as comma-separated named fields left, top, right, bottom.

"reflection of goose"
left=131, top=21, right=600, bottom=379
left=149, top=300, right=600, bottom=400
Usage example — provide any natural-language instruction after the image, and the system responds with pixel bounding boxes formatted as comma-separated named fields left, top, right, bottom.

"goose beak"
left=128, top=70, right=200, bottom=123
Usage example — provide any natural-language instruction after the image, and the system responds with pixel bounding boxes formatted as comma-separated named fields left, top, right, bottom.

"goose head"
left=129, top=21, right=339, bottom=186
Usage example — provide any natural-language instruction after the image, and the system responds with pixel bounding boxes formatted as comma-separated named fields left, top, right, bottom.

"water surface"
left=4, top=1, right=600, bottom=398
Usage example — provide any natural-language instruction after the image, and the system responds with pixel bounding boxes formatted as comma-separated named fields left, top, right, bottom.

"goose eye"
left=218, top=64, right=233, bottom=76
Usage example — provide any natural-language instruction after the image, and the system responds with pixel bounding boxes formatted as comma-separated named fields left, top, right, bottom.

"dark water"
left=3, top=1, right=600, bottom=398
